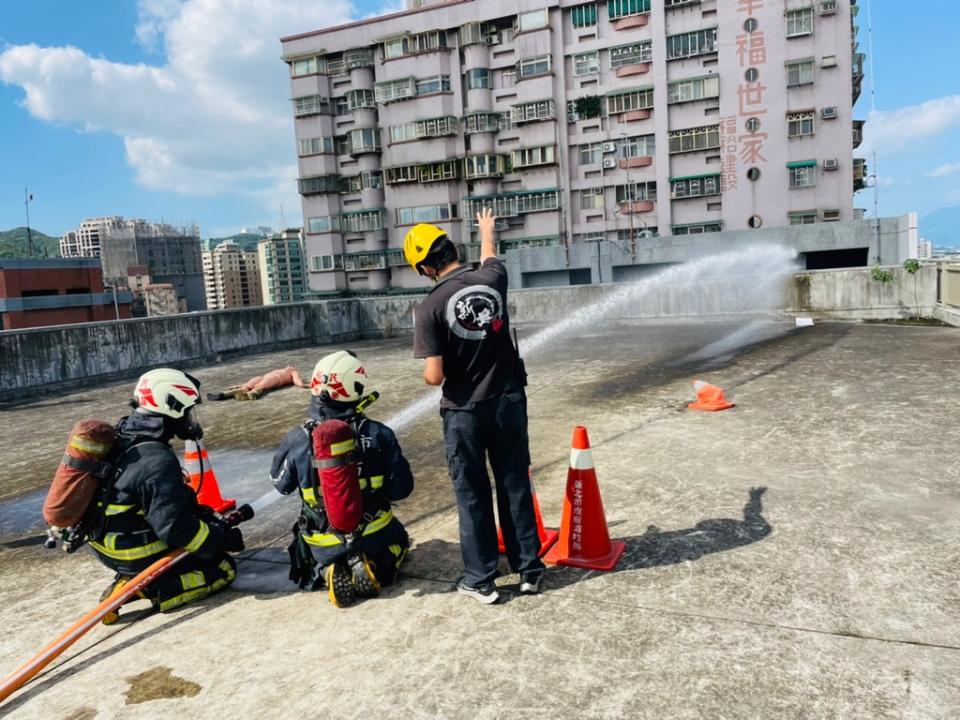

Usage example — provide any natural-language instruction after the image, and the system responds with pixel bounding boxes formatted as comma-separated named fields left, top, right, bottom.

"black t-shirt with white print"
left=413, top=258, right=522, bottom=409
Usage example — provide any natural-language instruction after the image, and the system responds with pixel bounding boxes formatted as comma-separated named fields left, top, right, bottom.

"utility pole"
left=24, top=188, right=34, bottom=257
left=621, top=131, right=636, bottom=257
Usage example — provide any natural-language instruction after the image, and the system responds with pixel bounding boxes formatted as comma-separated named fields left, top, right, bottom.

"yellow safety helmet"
left=403, top=223, right=448, bottom=274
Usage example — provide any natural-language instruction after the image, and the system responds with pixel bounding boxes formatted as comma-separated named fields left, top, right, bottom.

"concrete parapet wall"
left=2, top=263, right=957, bottom=401
left=785, top=264, right=940, bottom=321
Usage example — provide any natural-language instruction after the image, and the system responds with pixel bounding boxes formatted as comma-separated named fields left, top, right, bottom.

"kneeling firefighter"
left=270, top=351, right=413, bottom=607
left=58, top=369, right=244, bottom=622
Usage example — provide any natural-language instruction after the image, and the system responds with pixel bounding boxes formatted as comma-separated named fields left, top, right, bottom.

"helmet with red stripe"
left=133, top=368, right=202, bottom=419
left=310, top=350, right=371, bottom=403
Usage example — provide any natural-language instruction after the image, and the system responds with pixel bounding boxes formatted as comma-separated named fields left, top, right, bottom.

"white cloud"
left=860, top=94, right=960, bottom=155
left=927, top=161, right=960, bottom=178
left=0, top=0, right=364, bottom=227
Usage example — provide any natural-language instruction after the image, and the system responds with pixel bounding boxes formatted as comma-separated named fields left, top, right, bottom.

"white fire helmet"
left=310, top=351, right=370, bottom=403
left=133, top=368, right=202, bottom=419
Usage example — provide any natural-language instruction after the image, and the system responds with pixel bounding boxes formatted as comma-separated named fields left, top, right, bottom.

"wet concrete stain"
left=124, top=666, right=201, bottom=705
left=62, top=708, right=97, bottom=720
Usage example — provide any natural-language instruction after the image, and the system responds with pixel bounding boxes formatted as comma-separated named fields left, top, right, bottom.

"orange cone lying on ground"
left=183, top=439, right=236, bottom=513
left=544, top=426, right=625, bottom=571
left=497, top=469, right=559, bottom=557
left=687, top=379, right=735, bottom=412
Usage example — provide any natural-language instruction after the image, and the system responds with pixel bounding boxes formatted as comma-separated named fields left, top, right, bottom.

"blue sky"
left=1, top=0, right=958, bottom=240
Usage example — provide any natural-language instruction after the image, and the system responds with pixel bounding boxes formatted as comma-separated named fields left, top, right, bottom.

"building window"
left=672, top=222, right=722, bottom=235
left=396, top=204, right=457, bottom=225
left=343, top=48, right=375, bottom=69
left=618, top=228, right=658, bottom=243
left=291, top=56, right=323, bottom=77
left=511, top=99, right=555, bottom=123
left=787, top=111, right=815, bottom=137
left=609, top=41, right=653, bottom=68
left=616, top=182, right=657, bottom=202
left=571, top=3, right=598, bottom=28
left=465, top=68, right=490, bottom=90
left=340, top=209, right=384, bottom=233
left=621, top=134, right=655, bottom=158
left=579, top=142, right=602, bottom=165
left=306, top=216, right=340, bottom=234
left=374, top=77, right=416, bottom=103
left=389, top=116, right=457, bottom=142
left=463, top=112, right=502, bottom=134
left=459, top=22, right=485, bottom=46
left=292, top=95, right=331, bottom=117
left=822, top=209, right=840, bottom=221
left=342, top=171, right=382, bottom=193
left=670, top=174, right=721, bottom=199
left=789, top=211, right=818, bottom=225
left=298, top=175, right=344, bottom=195
left=788, top=161, right=817, bottom=188
left=607, top=87, right=654, bottom=114
left=786, top=59, right=815, bottom=87
left=345, top=89, right=375, bottom=111
left=348, top=128, right=381, bottom=153
left=464, top=154, right=510, bottom=179
left=667, top=76, right=720, bottom=103
left=512, top=145, right=556, bottom=168
left=666, top=28, right=718, bottom=60
left=417, top=160, right=459, bottom=183
left=668, top=125, right=720, bottom=154
left=463, top=189, right=559, bottom=219
left=310, top=254, right=343, bottom=272
left=384, top=165, right=419, bottom=184
left=580, top=187, right=604, bottom=209
left=382, top=31, right=447, bottom=60
left=786, top=8, right=814, bottom=37
left=573, top=51, right=599, bottom=77
left=332, top=96, right=350, bottom=116
left=518, top=9, right=548, bottom=32
left=608, top=0, right=651, bottom=20
left=416, top=75, right=451, bottom=95
left=518, top=55, right=552, bottom=79
left=298, top=136, right=334, bottom=156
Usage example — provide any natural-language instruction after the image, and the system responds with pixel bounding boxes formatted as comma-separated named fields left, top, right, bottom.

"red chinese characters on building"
left=734, top=0, right=767, bottom=185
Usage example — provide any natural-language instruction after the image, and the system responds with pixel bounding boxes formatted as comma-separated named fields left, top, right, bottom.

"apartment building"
left=61, top=217, right=206, bottom=310
left=258, top=229, right=308, bottom=304
left=281, top=0, right=864, bottom=292
left=202, top=242, right=263, bottom=309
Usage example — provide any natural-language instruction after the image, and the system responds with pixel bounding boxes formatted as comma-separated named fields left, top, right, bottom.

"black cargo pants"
left=441, top=389, right=544, bottom=586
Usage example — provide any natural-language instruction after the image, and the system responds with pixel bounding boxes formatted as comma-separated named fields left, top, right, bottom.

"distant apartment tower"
left=60, top=217, right=206, bottom=311
left=202, top=242, right=263, bottom=309
left=258, top=229, right=307, bottom=304
left=281, top=0, right=865, bottom=292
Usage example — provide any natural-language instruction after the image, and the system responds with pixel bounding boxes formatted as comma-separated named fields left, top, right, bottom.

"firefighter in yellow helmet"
left=404, top=210, right=544, bottom=605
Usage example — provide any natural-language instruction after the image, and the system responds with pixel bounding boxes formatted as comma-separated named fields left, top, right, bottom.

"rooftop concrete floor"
left=1, top=319, right=958, bottom=719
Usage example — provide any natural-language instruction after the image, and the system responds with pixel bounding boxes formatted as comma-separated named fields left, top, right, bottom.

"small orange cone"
left=497, top=470, right=559, bottom=557
left=183, top=439, right=236, bottom=513
left=544, top=426, right=625, bottom=571
left=687, top=379, right=735, bottom=412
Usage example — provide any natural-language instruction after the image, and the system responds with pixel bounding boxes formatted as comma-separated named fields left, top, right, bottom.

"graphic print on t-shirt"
left=444, top=284, right=504, bottom=340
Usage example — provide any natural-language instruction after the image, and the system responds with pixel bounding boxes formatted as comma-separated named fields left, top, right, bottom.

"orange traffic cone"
left=183, top=439, right=236, bottom=513
left=687, top=379, right=735, bottom=412
left=544, top=426, right=625, bottom=571
left=497, top=470, right=559, bottom=558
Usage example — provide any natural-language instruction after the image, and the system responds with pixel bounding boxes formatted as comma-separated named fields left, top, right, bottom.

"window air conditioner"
left=602, top=142, right=618, bottom=153
left=821, top=106, right=838, bottom=119
left=820, top=0, right=837, bottom=15
left=637, top=229, right=655, bottom=239
left=823, top=158, right=839, bottom=170
left=602, top=158, right=618, bottom=169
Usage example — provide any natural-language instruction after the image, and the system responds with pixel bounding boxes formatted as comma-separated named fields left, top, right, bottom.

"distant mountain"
left=203, top=233, right=265, bottom=253
left=0, top=227, right=61, bottom=258
left=920, top=205, right=960, bottom=250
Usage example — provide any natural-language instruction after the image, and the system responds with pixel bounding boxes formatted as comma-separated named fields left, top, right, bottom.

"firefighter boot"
left=98, top=575, right=146, bottom=625
left=325, top=559, right=357, bottom=608
left=348, top=553, right=381, bottom=599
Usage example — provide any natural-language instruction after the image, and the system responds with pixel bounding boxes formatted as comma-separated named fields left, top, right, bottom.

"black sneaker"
left=325, top=559, right=357, bottom=608
left=456, top=578, right=500, bottom=605
left=348, top=553, right=381, bottom=598
left=519, top=570, right=544, bottom=595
